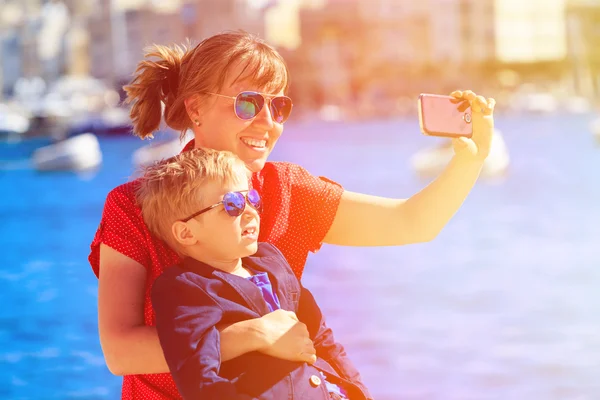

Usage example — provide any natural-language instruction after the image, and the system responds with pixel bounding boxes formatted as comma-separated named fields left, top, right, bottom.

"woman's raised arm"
left=324, top=90, right=495, bottom=247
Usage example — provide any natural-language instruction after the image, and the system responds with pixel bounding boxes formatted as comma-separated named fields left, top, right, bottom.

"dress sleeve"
left=288, top=164, right=344, bottom=253
left=88, top=183, right=151, bottom=277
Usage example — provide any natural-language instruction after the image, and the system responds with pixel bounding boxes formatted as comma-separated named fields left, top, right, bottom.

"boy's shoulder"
left=152, top=262, right=213, bottom=299
left=153, top=263, right=188, bottom=284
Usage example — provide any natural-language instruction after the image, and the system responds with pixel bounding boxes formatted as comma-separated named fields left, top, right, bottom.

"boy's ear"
left=172, top=221, right=197, bottom=247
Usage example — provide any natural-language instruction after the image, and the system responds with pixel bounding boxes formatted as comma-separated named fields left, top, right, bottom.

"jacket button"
left=309, top=374, right=321, bottom=387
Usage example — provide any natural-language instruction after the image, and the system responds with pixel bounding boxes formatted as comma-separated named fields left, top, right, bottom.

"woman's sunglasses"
left=180, top=189, right=262, bottom=222
left=206, top=91, right=293, bottom=124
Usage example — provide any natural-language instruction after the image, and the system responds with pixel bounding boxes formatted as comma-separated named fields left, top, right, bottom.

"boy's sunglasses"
left=206, top=91, right=293, bottom=124
left=180, top=189, right=261, bottom=222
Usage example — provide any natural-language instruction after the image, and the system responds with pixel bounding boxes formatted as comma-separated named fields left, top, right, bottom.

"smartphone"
left=417, top=93, right=473, bottom=138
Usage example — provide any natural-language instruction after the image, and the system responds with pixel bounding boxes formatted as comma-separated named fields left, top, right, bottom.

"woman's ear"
left=184, top=95, right=201, bottom=126
left=172, top=221, right=197, bottom=247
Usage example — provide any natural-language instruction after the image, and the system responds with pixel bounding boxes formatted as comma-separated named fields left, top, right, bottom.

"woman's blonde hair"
left=124, top=30, right=290, bottom=141
left=135, top=148, right=248, bottom=251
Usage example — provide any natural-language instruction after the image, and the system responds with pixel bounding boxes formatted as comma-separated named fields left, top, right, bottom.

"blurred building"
left=0, top=0, right=95, bottom=94
left=0, top=0, right=44, bottom=93
left=494, top=0, right=567, bottom=64
left=290, top=1, right=363, bottom=111
left=566, top=0, right=600, bottom=99
left=62, top=0, right=95, bottom=76
left=88, top=0, right=268, bottom=84
left=2, top=0, right=597, bottom=104
left=291, top=0, right=496, bottom=114
left=288, top=0, right=600, bottom=115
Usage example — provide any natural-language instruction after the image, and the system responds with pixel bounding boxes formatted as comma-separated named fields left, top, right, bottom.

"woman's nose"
left=252, top=100, right=274, bottom=129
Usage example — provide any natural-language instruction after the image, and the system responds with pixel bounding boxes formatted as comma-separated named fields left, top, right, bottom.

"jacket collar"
left=180, top=243, right=296, bottom=313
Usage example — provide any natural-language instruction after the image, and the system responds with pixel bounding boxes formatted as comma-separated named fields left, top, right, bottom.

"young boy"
left=135, top=148, right=372, bottom=400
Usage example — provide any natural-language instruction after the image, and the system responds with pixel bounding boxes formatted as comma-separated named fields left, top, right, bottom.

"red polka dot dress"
left=88, top=141, right=344, bottom=400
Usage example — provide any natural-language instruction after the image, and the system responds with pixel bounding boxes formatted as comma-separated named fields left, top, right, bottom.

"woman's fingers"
left=485, top=97, right=496, bottom=115
left=462, top=90, right=476, bottom=101
left=449, top=90, right=494, bottom=115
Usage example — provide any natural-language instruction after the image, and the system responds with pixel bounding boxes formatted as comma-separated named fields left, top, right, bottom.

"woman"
left=91, top=31, right=495, bottom=399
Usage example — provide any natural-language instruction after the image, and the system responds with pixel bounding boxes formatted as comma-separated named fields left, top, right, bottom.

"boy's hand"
left=258, top=309, right=317, bottom=364
left=449, top=90, right=496, bottom=162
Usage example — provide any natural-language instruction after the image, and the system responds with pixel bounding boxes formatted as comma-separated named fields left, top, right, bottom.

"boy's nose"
left=243, top=204, right=259, bottom=220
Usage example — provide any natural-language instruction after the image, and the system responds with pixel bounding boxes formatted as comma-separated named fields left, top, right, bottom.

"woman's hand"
left=256, top=309, right=317, bottom=364
left=450, top=90, right=496, bottom=162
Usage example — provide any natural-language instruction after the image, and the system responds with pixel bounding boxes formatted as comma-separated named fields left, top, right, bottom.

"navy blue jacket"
left=152, top=243, right=372, bottom=400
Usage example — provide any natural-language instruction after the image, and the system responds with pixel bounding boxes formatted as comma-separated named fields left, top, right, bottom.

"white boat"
left=591, top=117, right=600, bottom=145
left=563, top=96, right=592, bottom=114
left=410, top=129, right=510, bottom=180
left=511, top=92, right=559, bottom=114
left=0, top=103, right=31, bottom=139
left=32, top=132, right=102, bottom=171
left=319, top=104, right=344, bottom=122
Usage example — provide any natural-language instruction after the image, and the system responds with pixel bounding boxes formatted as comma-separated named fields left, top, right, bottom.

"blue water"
left=1, top=114, right=599, bottom=399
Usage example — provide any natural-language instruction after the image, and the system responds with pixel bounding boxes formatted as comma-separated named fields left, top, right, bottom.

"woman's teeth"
left=241, top=138, right=267, bottom=149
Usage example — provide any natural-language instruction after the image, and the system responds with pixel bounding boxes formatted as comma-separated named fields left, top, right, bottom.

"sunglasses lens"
left=247, top=189, right=262, bottom=211
left=270, top=97, right=293, bottom=124
left=222, top=192, right=245, bottom=217
left=235, top=92, right=264, bottom=120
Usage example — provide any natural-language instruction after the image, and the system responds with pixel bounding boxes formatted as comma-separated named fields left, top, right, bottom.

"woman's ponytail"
left=124, top=44, right=188, bottom=139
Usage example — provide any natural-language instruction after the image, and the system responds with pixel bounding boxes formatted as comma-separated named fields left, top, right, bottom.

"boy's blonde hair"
left=135, top=147, right=248, bottom=251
